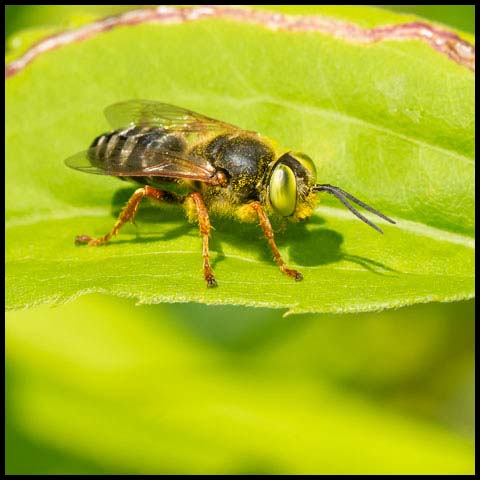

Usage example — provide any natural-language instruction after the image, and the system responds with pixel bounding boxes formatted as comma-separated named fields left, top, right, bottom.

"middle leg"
left=187, top=191, right=217, bottom=287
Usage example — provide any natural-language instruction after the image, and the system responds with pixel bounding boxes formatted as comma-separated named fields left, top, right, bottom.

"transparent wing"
left=64, top=150, right=107, bottom=175
left=64, top=147, right=220, bottom=184
left=104, top=99, right=249, bottom=134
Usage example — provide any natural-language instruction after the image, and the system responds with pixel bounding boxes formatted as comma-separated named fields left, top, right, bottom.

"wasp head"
left=266, top=151, right=317, bottom=221
left=266, top=152, right=395, bottom=233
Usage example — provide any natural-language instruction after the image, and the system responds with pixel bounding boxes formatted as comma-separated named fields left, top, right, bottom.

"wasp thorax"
left=269, top=163, right=297, bottom=217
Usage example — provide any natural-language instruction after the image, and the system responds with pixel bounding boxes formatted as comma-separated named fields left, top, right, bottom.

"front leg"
left=249, top=201, right=303, bottom=281
left=187, top=192, right=217, bottom=288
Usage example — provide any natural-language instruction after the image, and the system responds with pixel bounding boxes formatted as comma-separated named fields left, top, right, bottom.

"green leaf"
left=5, top=6, right=474, bottom=313
left=5, top=296, right=475, bottom=474
left=5, top=5, right=141, bottom=42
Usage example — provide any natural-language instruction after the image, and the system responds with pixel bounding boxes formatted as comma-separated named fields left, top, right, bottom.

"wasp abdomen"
left=90, top=126, right=185, bottom=171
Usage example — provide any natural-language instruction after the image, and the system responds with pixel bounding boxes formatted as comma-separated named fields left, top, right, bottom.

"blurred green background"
left=5, top=5, right=475, bottom=474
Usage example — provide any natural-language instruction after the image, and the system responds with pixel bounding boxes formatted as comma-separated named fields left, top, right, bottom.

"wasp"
left=65, top=100, right=395, bottom=287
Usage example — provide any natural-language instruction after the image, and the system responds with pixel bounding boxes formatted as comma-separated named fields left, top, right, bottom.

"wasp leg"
left=187, top=192, right=217, bottom=288
left=75, top=186, right=165, bottom=246
left=249, top=201, right=303, bottom=281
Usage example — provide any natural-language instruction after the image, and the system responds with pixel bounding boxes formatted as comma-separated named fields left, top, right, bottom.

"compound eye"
left=269, top=163, right=297, bottom=217
left=294, top=152, right=317, bottom=181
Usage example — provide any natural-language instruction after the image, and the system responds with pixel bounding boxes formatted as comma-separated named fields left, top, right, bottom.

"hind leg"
left=75, top=186, right=165, bottom=246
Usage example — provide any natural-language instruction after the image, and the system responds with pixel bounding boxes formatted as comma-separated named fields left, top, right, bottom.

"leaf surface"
left=5, top=6, right=474, bottom=313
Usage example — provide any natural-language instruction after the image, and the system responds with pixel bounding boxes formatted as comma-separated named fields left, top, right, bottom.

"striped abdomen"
left=89, top=126, right=185, bottom=175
